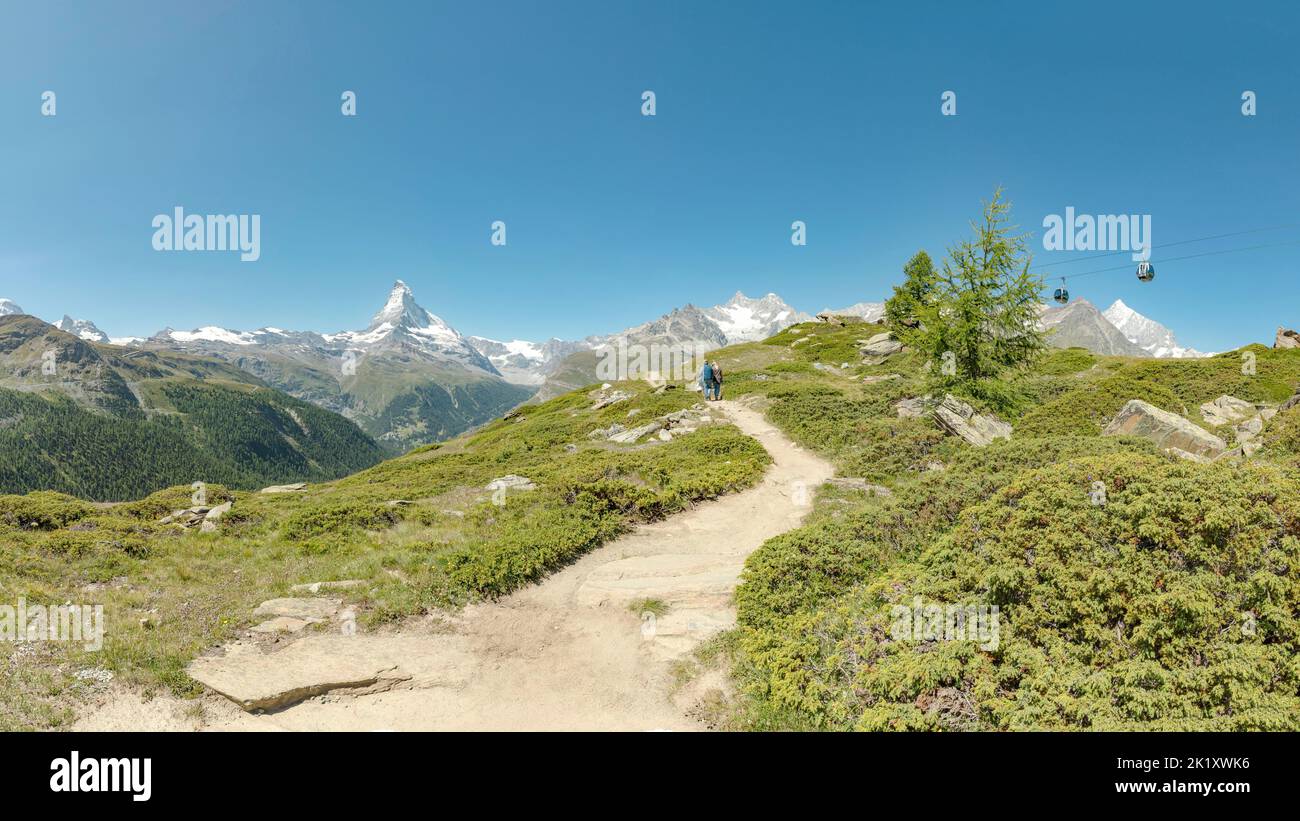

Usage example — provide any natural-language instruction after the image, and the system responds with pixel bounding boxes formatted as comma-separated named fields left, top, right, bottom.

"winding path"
left=77, top=400, right=834, bottom=732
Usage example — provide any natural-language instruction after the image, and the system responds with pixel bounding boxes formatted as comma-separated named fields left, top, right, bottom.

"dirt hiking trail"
left=76, top=399, right=833, bottom=731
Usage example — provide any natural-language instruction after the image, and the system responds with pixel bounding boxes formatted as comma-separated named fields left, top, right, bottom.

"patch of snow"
left=167, top=326, right=256, bottom=346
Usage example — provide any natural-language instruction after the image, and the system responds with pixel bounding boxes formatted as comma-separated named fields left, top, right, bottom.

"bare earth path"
left=76, top=400, right=833, bottom=732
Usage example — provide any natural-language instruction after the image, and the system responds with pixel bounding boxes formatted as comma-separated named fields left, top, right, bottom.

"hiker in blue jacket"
left=699, top=360, right=715, bottom=400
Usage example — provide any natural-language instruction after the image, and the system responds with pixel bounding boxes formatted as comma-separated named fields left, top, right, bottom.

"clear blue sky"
left=2, top=0, right=1297, bottom=351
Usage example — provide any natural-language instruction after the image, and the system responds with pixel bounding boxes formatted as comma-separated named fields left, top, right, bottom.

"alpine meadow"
left=4, top=2, right=1300, bottom=795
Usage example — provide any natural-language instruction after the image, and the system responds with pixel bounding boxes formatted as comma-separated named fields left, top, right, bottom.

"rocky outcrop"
left=609, top=421, right=665, bottom=444
left=1275, top=328, right=1300, bottom=349
left=260, top=482, right=307, bottom=494
left=859, top=332, right=904, bottom=359
left=159, top=501, right=233, bottom=531
left=1200, top=395, right=1257, bottom=427
left=931, top=395, right=1011, bottom=446
left=589, top=385, right=633, bottom=410
left=597, top=404, right=715, bottom=444
left=1197, top=395, right=1279, bottom=457
left=1102, top=399, right=1227, bottom=460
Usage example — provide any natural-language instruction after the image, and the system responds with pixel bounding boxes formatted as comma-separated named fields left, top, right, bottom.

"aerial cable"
left=1050, top=237, right=1300, bottom=283
left=1028, top=223, right=1300, bottom=271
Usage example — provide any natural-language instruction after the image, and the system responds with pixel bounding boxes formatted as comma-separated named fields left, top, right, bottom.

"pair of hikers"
left=699, top=359, right=724, bottom=400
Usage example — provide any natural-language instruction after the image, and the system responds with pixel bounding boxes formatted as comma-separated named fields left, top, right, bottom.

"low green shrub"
left=0, top=492, right=96, bottom=531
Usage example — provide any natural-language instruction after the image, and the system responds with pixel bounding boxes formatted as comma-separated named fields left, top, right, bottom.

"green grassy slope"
left=0, top=380, right=767, bottom=729
left=702, top=320, right=1300, bottom=731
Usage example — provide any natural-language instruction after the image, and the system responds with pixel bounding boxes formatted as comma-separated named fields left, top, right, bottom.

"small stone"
left=895, top=397, right=927, bottom=418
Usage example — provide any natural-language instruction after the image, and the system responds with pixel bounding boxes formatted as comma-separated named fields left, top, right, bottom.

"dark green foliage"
left=799, top=457, right=1300, bottom=730
left=915, top=189, right=1047, bottom=408
left=1015, top=374, right=1182, bottom=436
left=281, top=501, right=404, bottom=541
left=885, top=250, right=938, bottom=346
left=437, top=424, right=770, bottom=597
left=0, top=384, right=383, bottom=501
left=0, top=491, right=95, bottom=530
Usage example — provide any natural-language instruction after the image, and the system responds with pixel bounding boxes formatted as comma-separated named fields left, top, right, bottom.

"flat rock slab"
left=575, top=554, right=743, bottom=609
left=932, top=394, right=1012, bottom=446
left=1103, top=399, right=1226, bottom=459
left=260, top=483, right=307, bottom=494
left=250, top=617, right=312, bottom=634
left=252, top=597, right=341, bottom=621
left=189, top=635, right=473, bottom=712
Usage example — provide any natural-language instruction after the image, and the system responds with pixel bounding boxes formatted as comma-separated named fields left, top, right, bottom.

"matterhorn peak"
left=0, top=298, right=24, bottom=317
left=369, top=280, right=431, bottom=330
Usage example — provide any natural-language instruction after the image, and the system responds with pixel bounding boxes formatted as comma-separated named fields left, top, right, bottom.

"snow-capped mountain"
left=321, top=280, right=498, bottom=372
left=475, top=291, right=811, bottom=388
left=1102, top=299, right=1207, bottom=358
left=821, top=301, right=886, bottom=322
left=149, top=281, right=498, bottom=374
left=0, top=298, right=24, bottom=316
left=136, top=281, right=531, bottom=452
left=1038, top=298, right=1150, bottom=356
left=466, top=336, right=588, bottom=386
left=704, top=292, right=812, bottom=343
left=55, top=315, right=110, bottom=343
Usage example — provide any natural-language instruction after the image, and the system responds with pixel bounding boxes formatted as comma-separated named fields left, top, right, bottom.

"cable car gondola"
left=1053, top=279, right=1070, bottom=304
left=1136, top=260, right=1155, bottom=282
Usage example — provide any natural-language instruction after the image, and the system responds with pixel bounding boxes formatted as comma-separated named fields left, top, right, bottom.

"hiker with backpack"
left=699, top=360, right=715, bottom=400
left=710, top=360, right=724, bottom=400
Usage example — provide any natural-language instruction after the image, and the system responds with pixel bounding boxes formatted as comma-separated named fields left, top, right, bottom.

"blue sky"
left=1, top=0, right=1297, bottom=351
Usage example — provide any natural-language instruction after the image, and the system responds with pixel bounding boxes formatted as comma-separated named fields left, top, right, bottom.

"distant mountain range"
left=0, top=283, right=1212, bottom=464
left=0, top=314, right=384, bottom=500
left=468, top=291, right=810, bottom=400
left=1039, top=298, right=1209, bottom=359
left=820, top=301, right=886, bottom=322
left=134, top=281, right=534, bottom=453
left=2, top=285, right=817, bottom=453
left=1102, top=299, right=1207, bottom=358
